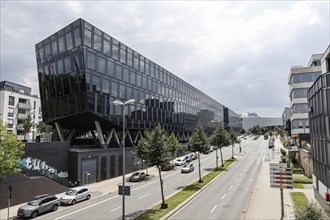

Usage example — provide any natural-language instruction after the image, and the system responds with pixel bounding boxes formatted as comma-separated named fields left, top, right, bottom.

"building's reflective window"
left=119, top=84, right=125, bottom=99
left=86, top=73, right=91, bottom=91
left=292, top=72, right=321, bottom=83
left=74, top=28, right=81, bottom=47
left=108, top=60, right=115, bottom=77
left=84, top=29, right=92, bottom=47
left=51, top=40, right=58, bottom=57
left=104, top=40, right=110, bottom=56
left=140, top=58, right=145, bottom=73
left=57, top=59, right=64, bottom=74
left=127, top=52, right=133, bottom=67
left=93, top=34, right=102, bottom=52
left=120, top=47, right=126, bottom=64
left=45, top=44, right=51, bottom=60
left=92, top=75, right=100, bottom=92
left=66, top=32, right=73, bottom=50
left=130, top=70, right=136, bottom=85
left=112, top=44, right=119, bottom=60
left=136, top=74, right=142, bottom=87
left=115, top=64, right=122, bottom=80
left=123, top=68, right=129, bottom=83
left=98, top=57, right=106, bottom=73
left=39, top=47, right=45, bottom=63
left=87, top=51, right=96, bottom=70
left=134, top=55, right=139, bottom=70
left=293, top=103, right=308, bottom=113
left=64, top=55, right=71, bottom=73
left=126, top=87, right=132, bottom=99
left=58, top=36, right=65, bottom=53
left=103, top=79, right=110, bottom=94
left=142, top=76, right=147, bottom=89
left=111, top=82, right=118, bottom=97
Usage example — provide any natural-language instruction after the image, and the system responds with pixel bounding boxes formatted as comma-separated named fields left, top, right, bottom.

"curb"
left=161, top=156, right=240, bottom=220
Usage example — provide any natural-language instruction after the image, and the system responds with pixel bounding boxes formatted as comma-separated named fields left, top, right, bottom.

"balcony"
left=18, top=102, right=31, bottom=109
left=17, top=113, right=28, bottom=120
left=16, top=124, right=24, bottom=130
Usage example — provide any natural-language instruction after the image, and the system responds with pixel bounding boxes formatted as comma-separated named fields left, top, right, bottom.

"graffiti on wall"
left=20, top=157, right=68, bottom=179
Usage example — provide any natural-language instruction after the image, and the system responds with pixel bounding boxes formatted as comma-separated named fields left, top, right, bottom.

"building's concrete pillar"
left=94, top=121, right=105, bottom=145
left=55, top=122, right=65, bottom=142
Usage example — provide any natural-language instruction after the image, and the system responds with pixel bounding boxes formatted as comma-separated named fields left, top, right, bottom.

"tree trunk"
left=215, top=147, right=219, bottom=170
left=198, top=153, right=203, bottom=183
left=220, top=147, right=224, bottom=167
left=158, top=166, right=167, bottom=209
left=231, top=144, right=234, bottom=159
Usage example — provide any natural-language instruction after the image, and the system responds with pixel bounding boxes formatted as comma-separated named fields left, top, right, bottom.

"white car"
left=181, top=163, right=194, bottom=173
left=60, top=187, right=91, bottom=205
left=175, top=158, right=187, bottom=166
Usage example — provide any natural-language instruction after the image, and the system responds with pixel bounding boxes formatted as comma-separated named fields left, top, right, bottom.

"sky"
left=1, top=1, right=329, bottom=117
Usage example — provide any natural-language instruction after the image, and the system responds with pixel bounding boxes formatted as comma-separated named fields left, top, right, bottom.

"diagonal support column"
left=55, top=122, right=65, bottom=142
left=94, top=121, right=105, bottom=145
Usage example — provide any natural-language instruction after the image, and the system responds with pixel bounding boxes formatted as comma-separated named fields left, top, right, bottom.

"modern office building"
left=35, top=18, right=241, bottom=183
left=282, top=107, right=291, bottom=135
left=241, top=115, right=282, bottom=130
left=307, top=45, right=330, bottom=209
left=0, top=81, right=42, bottom=141
left=288, top=54, right=322, bottom=146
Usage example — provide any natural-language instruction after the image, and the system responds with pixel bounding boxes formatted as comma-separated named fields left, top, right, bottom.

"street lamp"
left=113, top=99, right=135, bottom=220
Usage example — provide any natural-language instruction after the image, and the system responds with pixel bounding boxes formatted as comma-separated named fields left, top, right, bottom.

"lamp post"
left=113, top=99, right=135, bottom=220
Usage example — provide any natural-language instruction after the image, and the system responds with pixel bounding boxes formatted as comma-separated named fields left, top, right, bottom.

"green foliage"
left=0, top=120, right=25, bottom=179
left=239, top=128, right=246, bottom=135
left=248, top=125, right=267, bottom=135
left=295, top=201, right=326, bottom=220
left=19, top=114, right=35, bottom=140
left=36, top=121, right=53, bottom=135
left=210, top=125, right=230, bottom=148
left=280, top=148, right=287, bottom=156
left=187, top=124, right=209, bottom=154
left=165, top=133, right=181, bottom=159
left=292, top=163, right=304, bottom=173
left=293, top=174, right=312, bottom=184
left=291, top=192, right=308, bottom=214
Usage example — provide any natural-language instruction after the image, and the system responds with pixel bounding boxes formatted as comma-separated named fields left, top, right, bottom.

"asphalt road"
left=30, top=137, right=260, bottom=220
left=170, top=137, right=269, bottom=220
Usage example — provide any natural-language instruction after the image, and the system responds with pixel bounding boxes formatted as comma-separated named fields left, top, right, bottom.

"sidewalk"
left=244, top=137, right=317, bottom=220
left=0, top=166, right=160, bottom=219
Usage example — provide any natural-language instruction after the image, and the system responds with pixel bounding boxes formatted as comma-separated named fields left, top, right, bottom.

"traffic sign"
left=118, top=185, right=131, bottom=196
left=269, top=163, right=292, bottom=189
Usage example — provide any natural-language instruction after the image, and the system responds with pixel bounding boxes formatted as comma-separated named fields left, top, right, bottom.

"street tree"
left=187, top=124, right=209, bottom=183
left=136, top=124, right=170, bottom=209
left=210, top=125, right=230, bottom=168
left=165, top=133, right=181, bottom=162
left=229, top=128, right=239, bottom=159
left=36, top=121, right=53, bottom=138
left=0, top=120, right=25, bottom=207
left=20, top=114, right=34, bottom=141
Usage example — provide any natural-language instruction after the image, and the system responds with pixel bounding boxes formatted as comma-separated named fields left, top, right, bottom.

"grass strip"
left=291, top=192, right=308, bottom=214
left=292, top=183, right=304, bottom=189
left=135, top=158, right=236, bottom=220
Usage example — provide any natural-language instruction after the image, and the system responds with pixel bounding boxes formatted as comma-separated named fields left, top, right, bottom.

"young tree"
left=36, top=121, right=52, bottom=136
left=229, top=128, right=238, bottom=159
left=0, top=120, right=25, bottom=206
left=20, top=114, right=34, bottom=141
left=136, top=124, right=170, bottom=209
left=165, top=133, right=181, bottom=162
left=187, top=124, right=209, bottom=183
left=210, top=125, right=230, bottom=168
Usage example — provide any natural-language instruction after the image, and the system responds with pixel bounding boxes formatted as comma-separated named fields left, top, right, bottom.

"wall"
left=299, top=148, right=313, bottom=177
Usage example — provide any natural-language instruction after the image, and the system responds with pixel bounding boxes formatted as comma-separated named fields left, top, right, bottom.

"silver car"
left=17, top=195, right=60, bottom=218
left=60, top=186, right=91, bottom=205
left=181, top=163, right=194, bottom=173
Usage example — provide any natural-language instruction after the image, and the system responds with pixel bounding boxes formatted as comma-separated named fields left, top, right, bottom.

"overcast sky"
left=1, top=1, right=329, bottom=117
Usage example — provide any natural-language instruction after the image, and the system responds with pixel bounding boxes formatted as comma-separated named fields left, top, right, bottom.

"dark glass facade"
left=307, top=72, right=330, bottom=189
left=36, top=18, right=241, bottom=135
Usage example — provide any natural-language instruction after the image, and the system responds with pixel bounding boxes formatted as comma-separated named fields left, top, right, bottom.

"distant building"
left=0, top=81, right=42, bottom=141
left=241, top=115, right=282, bottom=130
left=288, top=54, right=322, bottom=145
left=307, top=45, right=330, bottom=211
left=282, top=107, right=291, bottom=135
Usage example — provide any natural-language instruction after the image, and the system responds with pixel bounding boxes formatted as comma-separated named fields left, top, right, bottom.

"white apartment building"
left=288, top=54, right=322, bottom=145
left=0, top=81, right=42, bottom=141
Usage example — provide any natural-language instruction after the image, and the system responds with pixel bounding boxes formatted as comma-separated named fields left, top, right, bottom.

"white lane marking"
left=110, top=206, right=122, bottom=212
left=221, top=193, right=226, bottom=200
left=54, top=196, right=119, bottom=219
left=262, top=149, right=266, bottom=161
left=210, top=205, right=218, bottom=213
left=235, top=178, right=238, bottom=183
left=139, top=193, right=150, bottom=199
left=229, top=185, right=233, bottom=190
left=239, top=173, right=242, bottom=176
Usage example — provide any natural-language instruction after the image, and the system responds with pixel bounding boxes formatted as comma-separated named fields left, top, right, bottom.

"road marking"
left=139, top=193, right=150, bottom=199
left=110, top=206, right=122, bottom=212
left=54, top=196, right=119, bottom=219
left=210, top=205, right=218, bottom=213
left=221, top=193, right=226, bottom=200
left=235, top=178, right=238, bottom=183
left=239, top=173, right=242, bottom=176
left=263, top=149, right=266, bottom=161
left=229, top=185, right=233, bottom=190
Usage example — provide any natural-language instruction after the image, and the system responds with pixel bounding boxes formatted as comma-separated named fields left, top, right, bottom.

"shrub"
left=295, top=202, right=326, bottom=220
left=293, top=174, right=312, bottom=184
left=280, top=148, right=287, bottom=156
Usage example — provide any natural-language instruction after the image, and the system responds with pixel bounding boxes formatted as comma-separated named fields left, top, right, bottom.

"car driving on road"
left=17, top=195, right=60, bottom=218
left=60, top=186, right=91, bottom=205
left=129, top=171, right=147, bottom=182
left=181, top=163, right=194, bottom=173
left=175, top=158, right=187, bottom=166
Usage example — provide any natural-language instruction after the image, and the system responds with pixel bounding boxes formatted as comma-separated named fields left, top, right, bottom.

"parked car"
left=17, top=195, right=60, bottom=218
left=129, top=171, right=147, bottom=182
left=175, top=158, right=187, bottom=166
left=184, top=155, right=192, bottom=162
left=60, top=186, right=91, bottom=205
left=181, top=163, right=194, bottom=173
left=161, top=163, right=175, bottom=171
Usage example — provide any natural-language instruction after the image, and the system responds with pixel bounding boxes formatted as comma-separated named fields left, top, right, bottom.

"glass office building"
left=36, top=18, right=241, bottom=144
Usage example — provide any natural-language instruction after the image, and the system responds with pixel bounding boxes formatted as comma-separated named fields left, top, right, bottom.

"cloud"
left=1, top=1, right=329, bottom=118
